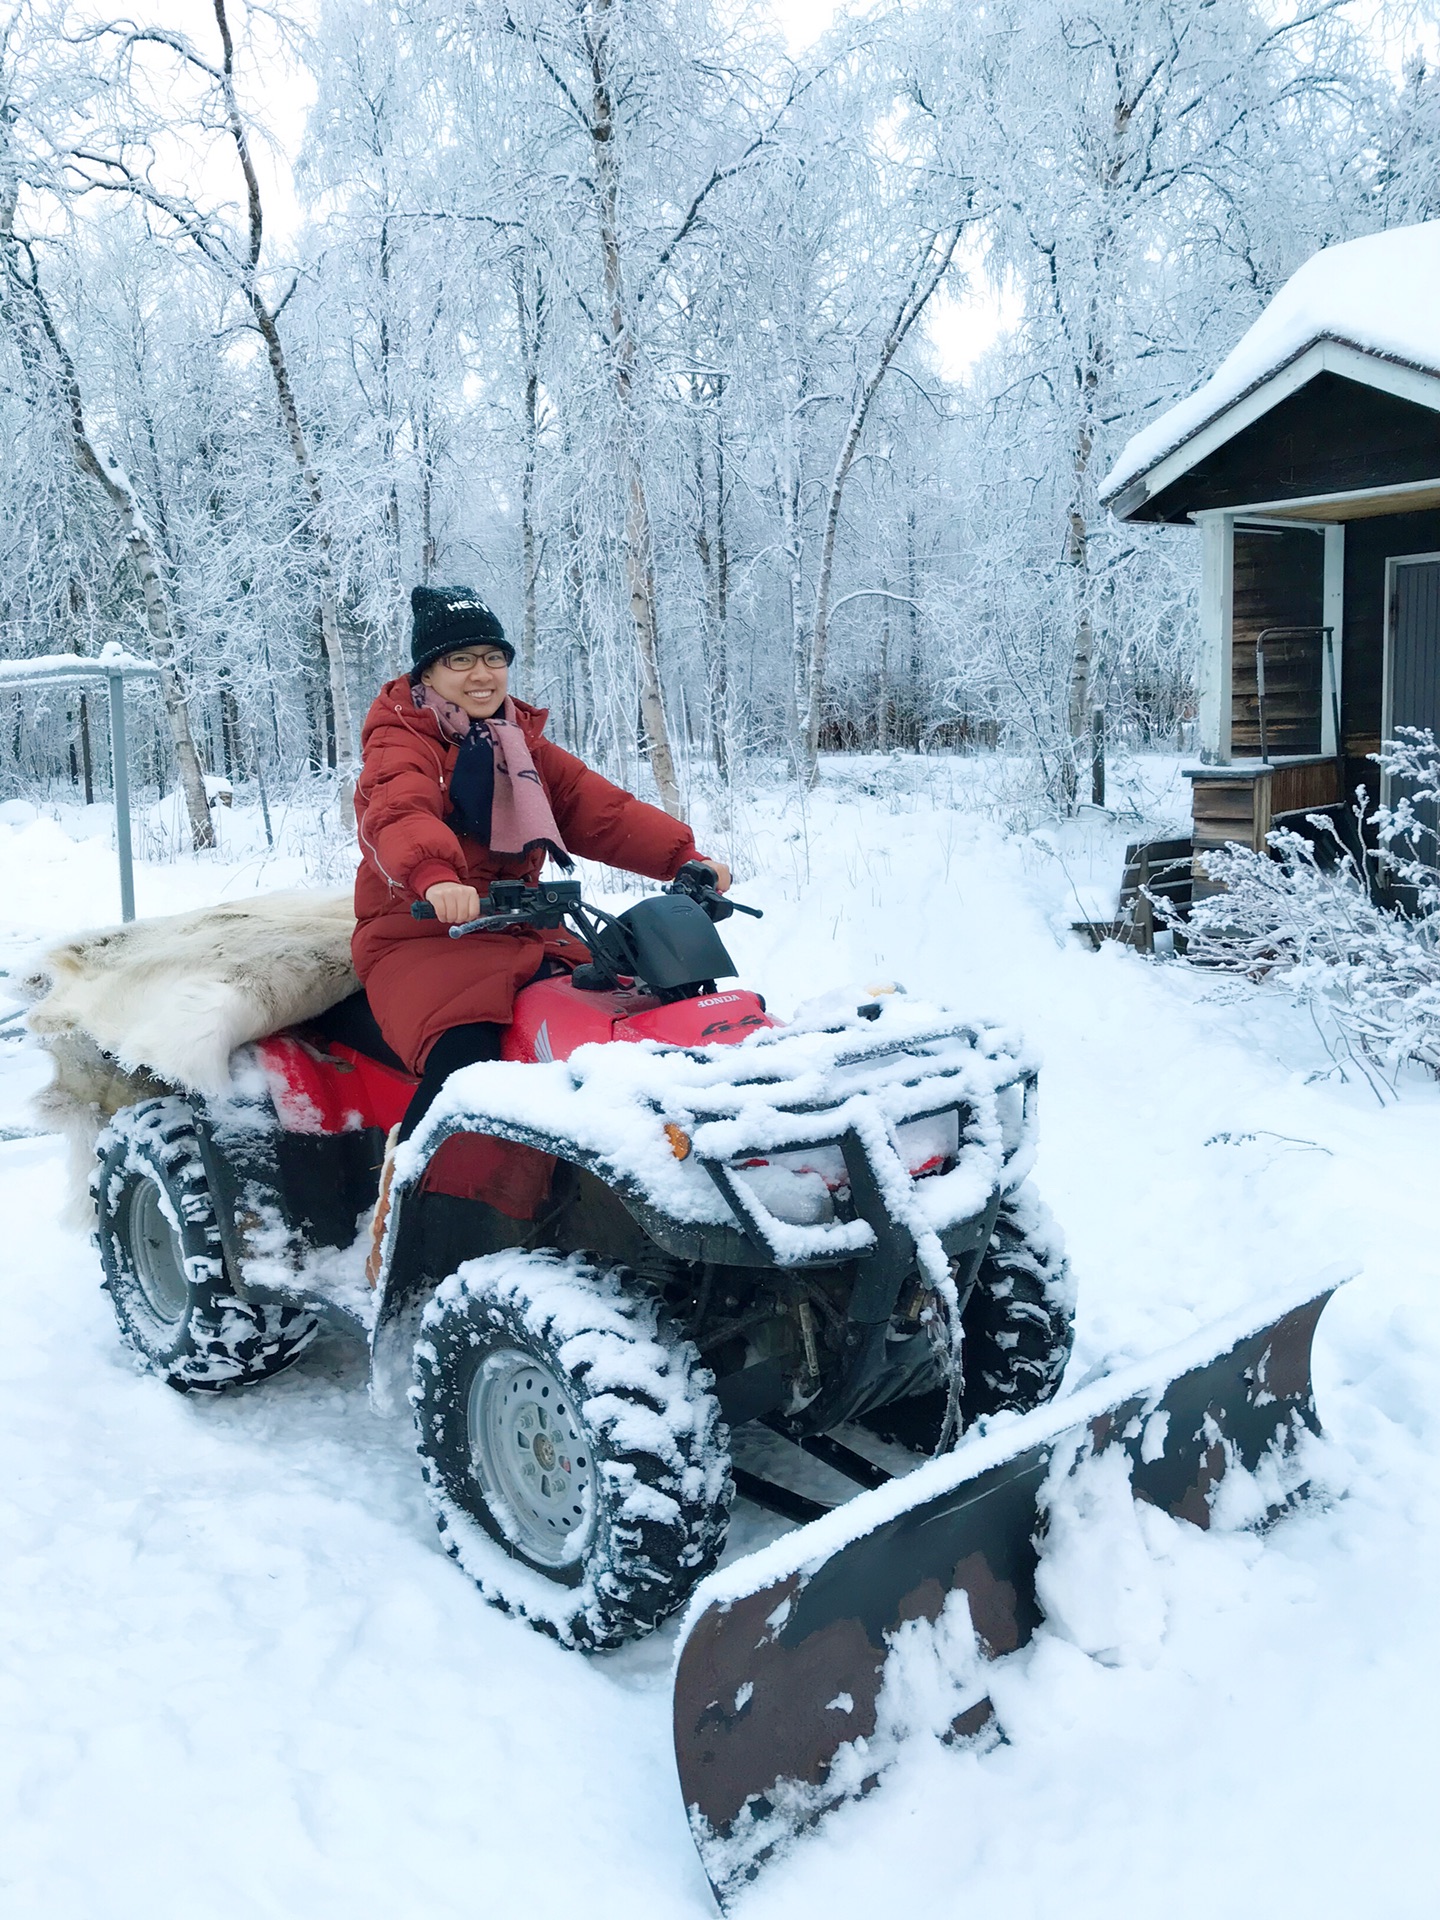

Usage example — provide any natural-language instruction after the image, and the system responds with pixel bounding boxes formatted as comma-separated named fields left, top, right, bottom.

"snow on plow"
left=672, top=1274, right=1347, bottom=1906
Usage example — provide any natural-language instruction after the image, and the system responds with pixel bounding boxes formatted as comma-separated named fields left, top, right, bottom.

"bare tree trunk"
left=378, top=215, right=405, bottom=671
left=211, top=0, right=356, bottom=772
left=562, top=498, right=597, bottom=759
left=585, top=0, right=680, bottom=813
left=693, top=381, right=730, bottom=781
left=0, top=177, right=214, bottom=849
left=877, top=594, right=891, bottom=752
left=1065, top=314, right=1104, bottom=812
left=779, top=445, right=813, bottom=771
left=246, top=297, right=355, bottom=766
left=419, top=401, right=438, bottom=583
left=515, top=262, right=545, bottom=689
left=906, top=500, right=919, bottom=693
left=713, top=407, right=731, bottom=779
left=800, top=226, right=963, bottom=782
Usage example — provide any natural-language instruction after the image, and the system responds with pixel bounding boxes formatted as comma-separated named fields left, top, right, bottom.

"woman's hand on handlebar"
left=697, top=858, right=731, bottom=894
left=424, top=881, right=481, bottom=925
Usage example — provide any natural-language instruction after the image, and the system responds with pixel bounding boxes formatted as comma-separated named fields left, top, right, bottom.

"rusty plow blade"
left=672, top=1274, right=1349, bottom=1908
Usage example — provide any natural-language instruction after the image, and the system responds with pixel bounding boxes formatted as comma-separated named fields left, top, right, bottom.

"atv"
left=90, top=861, right=1074, bottom=1648
left=79, top=862, right=1345, bottom=1904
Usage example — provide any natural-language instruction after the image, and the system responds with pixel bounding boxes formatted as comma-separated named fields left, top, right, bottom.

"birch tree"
left=0, top=16, right=214, bottom=844
left=66, top=1, right=359, bottom=769
left=947, top=0, right=1378, bottom=802
left=457, top=0, right=795, bottom=811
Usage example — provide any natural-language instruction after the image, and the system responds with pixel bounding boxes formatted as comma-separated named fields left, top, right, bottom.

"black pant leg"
left=397, top=1022, right=501, bottom=1143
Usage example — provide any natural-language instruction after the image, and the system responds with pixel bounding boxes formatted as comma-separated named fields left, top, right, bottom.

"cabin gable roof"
left=1102, top=222, right=1440, bottom=524
left=1111, top=357, right=1440, bottom=523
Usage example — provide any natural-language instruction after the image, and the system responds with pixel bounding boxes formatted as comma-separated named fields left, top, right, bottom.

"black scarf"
left=447, top=725, right=495, bottom=841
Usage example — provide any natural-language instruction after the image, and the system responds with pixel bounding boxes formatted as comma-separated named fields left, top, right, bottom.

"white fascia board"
left=1107, top=341, right=1440, bottom=514
left=1196, top=514, right=1234, bottom=762
left=1322, top=526, right=1344, bottom=757
left=1187, top=474, right=1440, bottom=523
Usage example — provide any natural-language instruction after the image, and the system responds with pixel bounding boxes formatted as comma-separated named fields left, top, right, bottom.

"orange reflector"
left=665, top=1123, right=692, bottom=1161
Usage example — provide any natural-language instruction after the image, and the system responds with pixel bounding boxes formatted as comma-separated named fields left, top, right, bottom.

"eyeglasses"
left=439, top=648, right=509, bottom=672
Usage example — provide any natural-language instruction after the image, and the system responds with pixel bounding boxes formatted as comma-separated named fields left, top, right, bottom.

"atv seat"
left=305, top=989, right=409, bottom=1076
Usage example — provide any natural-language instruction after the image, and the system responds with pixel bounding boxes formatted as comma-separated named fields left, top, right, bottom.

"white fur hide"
left=29, top=889, right=358, bottom=1093
left=27, top=890, right=358, bottom=1223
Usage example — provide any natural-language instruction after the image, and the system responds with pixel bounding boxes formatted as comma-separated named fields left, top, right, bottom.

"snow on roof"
left=1102, top=221, right=1440, bottom=505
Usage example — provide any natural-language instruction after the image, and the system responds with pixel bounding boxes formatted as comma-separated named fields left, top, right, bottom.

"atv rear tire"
left=959, top=1184, right=1074, bottom=1426
left=411, top=1248, right=732, bottom=1648
left=93, top=1098, right=320, bottom=1392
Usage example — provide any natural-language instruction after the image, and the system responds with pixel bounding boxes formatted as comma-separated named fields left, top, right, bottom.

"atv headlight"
left=727, top=1143, right=848, bottom=1227
left=996, top=1079, right=1029, bottom=1160
left=892, top=1110, right=959, bottom=1178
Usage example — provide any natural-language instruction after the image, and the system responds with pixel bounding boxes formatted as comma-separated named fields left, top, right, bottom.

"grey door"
left=1390, top=558, right=1440, bottom=740
left=1387, top=556, right=1440, bottom=843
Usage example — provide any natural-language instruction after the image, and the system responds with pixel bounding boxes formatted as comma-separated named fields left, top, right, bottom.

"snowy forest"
left=2, top=0, right=1440, bottom=842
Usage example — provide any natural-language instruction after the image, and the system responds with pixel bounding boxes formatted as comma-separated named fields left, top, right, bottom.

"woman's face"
left=422, top=645, right=510, bottom=719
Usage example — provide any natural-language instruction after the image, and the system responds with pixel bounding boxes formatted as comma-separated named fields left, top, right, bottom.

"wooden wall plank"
left=1231, top=526, right=1325, bottom=754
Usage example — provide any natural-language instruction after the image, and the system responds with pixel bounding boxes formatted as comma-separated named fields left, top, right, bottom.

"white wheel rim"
left=127, top=1179, right=190, bottom=1333
left=467, top=1351, right=598, bottom=1568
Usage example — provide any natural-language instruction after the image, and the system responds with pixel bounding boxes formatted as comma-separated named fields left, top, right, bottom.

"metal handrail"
left=1253, top=625, right=1338, bottom=767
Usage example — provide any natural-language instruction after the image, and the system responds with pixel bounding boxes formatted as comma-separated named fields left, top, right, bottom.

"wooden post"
left=1134, top=842, right=1154, bottom=954
left=79, top=692, right=94, bottom=804
left=1091, top=707, right=1105, bottom=807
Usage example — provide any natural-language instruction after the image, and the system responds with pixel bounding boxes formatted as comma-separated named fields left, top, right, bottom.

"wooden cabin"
left=1102, top=222, right=1440, bottom=896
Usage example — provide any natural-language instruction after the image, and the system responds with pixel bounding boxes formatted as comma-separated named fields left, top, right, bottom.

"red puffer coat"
left=352, top=677, right=699, bottom=1072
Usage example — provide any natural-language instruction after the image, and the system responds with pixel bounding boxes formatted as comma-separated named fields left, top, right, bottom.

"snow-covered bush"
left=1178, top=732, right=1440, bottom=1086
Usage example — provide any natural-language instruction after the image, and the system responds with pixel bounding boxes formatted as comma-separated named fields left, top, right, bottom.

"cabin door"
left=1384, top=554, right=1440, bottom=835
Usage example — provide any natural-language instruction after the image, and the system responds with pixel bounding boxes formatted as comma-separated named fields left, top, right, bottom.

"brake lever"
left=448, top=911, right=535, bottom=938
left=410, top=898, right=524, bottom=937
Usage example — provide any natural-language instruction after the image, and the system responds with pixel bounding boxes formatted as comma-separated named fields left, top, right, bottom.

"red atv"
left=92, top=863, right=1073, bottom=1647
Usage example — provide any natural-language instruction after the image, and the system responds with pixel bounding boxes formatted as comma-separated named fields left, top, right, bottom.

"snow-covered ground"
left=2, top=754, right=1438, bottom=1918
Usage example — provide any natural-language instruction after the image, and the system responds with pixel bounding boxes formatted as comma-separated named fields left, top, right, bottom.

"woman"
left=353, top=583, right=730, bottom=1157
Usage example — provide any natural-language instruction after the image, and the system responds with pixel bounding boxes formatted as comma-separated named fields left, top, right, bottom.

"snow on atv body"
left=91, top=863, right=1071, bottom=1652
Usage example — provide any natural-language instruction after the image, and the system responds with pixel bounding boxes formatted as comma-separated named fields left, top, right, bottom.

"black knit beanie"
left=410, top=585, right=513, bottom=677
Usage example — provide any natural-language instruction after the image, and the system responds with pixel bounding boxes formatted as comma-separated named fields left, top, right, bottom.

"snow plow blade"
left=672, top=1275, right=1347, bottom=1906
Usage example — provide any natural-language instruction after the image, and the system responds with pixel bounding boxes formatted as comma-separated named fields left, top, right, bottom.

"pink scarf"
left=414, top=686, right=571, bottom=864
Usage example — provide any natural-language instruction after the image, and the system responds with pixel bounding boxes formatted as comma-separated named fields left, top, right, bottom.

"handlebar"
left=410, top=878, right=583, bottom=938
left=668, top=859, right=763, bottom=920
left=410, top=864, right=760, bottom=938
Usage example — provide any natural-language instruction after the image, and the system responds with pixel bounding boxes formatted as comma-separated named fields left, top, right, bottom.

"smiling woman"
left=351, top=583, right=730, bottom=1253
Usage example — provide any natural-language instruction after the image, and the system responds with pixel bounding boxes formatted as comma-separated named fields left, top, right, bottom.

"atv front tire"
left=959, top=1183, right=1075, bottom=1425
left=862, top=1184, right=1075, bottom=1451
left=411, top=1248, right=732, bottom=1648
left=93, top=1098, right=320, bottom=1392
